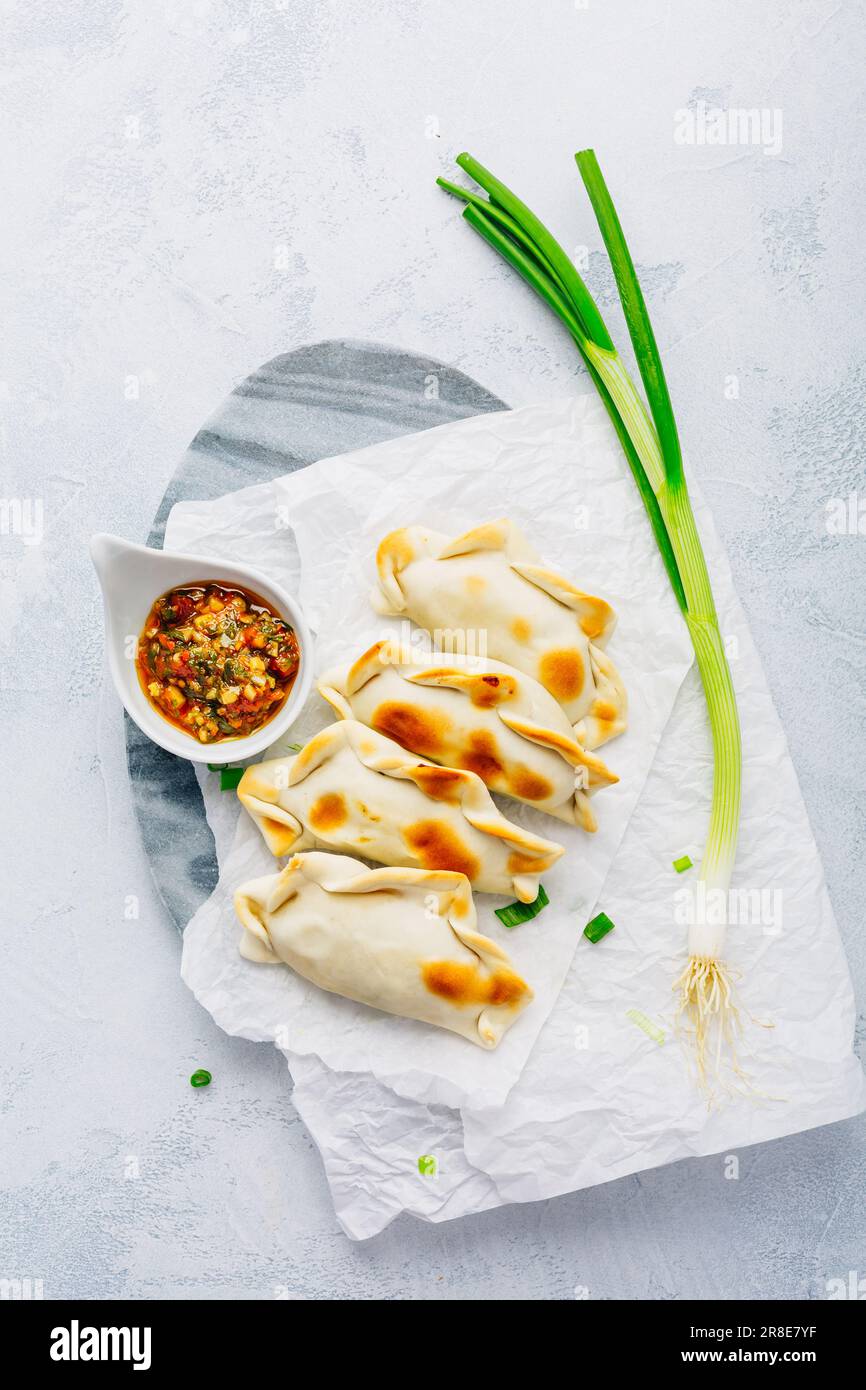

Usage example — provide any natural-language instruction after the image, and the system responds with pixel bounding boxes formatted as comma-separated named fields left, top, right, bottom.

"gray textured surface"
left=2, top=0, right=864, bottom=1299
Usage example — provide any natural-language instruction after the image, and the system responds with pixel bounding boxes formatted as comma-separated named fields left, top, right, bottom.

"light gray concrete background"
left=2, top=0, right=864, bottom=1299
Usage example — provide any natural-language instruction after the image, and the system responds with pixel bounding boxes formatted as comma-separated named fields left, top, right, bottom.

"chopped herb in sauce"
left=137, top=583, right=300, bottom=745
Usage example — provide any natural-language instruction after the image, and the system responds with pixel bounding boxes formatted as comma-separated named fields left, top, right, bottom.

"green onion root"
left=673, top=955, right=742, bottom=1091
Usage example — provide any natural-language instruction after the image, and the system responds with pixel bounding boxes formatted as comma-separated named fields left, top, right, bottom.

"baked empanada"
left=237, top=720, right=563, bottom=900
left=373, top=518, right=627, bottom=745
left=319, top=641, right=618, bottom=831
left=234, top=851, right=534, bottom=1048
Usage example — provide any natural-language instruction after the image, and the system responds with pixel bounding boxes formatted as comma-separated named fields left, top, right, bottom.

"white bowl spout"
left=90, top=532, right=139, bottom=588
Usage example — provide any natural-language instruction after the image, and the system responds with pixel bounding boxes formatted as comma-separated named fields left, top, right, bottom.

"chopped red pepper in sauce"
left=137, top=583, right=300, bottom=744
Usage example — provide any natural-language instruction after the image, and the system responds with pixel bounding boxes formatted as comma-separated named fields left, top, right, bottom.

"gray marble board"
left=125, top=339, right=507, bottom=934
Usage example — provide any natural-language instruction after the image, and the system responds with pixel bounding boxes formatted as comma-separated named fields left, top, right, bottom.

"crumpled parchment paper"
left=166, top=396, right=865, bottom=1236
left=168, top=395, right=692, bottom=1110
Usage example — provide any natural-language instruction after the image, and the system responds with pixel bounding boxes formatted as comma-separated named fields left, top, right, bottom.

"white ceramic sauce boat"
left=90, top=533, right=314, bottom=764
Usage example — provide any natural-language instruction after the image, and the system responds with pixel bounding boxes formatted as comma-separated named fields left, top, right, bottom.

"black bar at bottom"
left=4, top=1296, right=862, bottom=1372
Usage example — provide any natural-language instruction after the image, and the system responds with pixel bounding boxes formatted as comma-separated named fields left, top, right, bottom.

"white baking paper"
left=287, top=646, right=866, bottom=1237
left=167, top=396, right=865, bottom=1237
left=168, top=395, right=693, bottom=1110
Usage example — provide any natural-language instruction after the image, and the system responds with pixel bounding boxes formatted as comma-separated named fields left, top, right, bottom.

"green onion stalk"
left=438, top=152, right=743, bottom=1085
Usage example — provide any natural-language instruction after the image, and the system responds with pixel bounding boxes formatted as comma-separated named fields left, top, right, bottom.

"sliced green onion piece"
left=584, top=911, right=616, bottom=943
left=190, top=1069, right=212, bottom=1088
left=673, top=854, right=693, bottom=874
left=286, top=742, right=303, bottom=753
left=625, top=1010, right=665, bottom=1046
left=219, top=767, right=244, bottom=791
left=495, top=884, right=549, bottom=928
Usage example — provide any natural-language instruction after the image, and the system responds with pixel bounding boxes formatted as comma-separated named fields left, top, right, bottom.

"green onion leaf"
left=495, top=884, right=549, bottom=928
left=437, top=177, right=571, bottom=296
left=581, top=351, right=686, bottom=610
left=440, top=177, right=685, bottom=610
left=456, top=152, right=615, bottom=350
left=286, top=742, right=303, bottom=753
left=219, top=767, right=244, bottom=791
left=673, top=854, right=693, bottom=874
left=584, top=911, right=616, bottom=943
left=575, top=149, right=684, bottom=490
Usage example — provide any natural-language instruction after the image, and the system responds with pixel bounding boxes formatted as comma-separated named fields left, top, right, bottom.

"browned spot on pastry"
left=579, top=601, right=609, bottom=639
left=507, top=850, right=543, bottom=874
left=467, top=673, right=517, bottom=707
left=263, top=816, right=291, bottom=838
left=376, top=530, right=414, bottom=574
left=446, top=520, right=509, bottom=552
left=403, top=820, right=480, bottom=880
left=465, top=574, right=486, bottom=594
left=539, top=647, right=585, bottom=703
left=593, top=700, right=617, bottom=722
left=372, top=700, right=449, bottom=758
left=345, top=641, right=388, bottom=690
left=450, top=894, right=469, bottom=918
left=509, top=765, right=553, bottom=802
left=409, top=766, right=465, bottom=802
left=422, top=961, right=528, bottom=1009
left=410, top=670, right=517, bottom=708
left=511, top=617, right=532, bottom=643
left=461, top=730, right=503, bottom=785
left=487, top=971, right=530, bottom=1007
left=308, top=792, right=348, bottom=832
